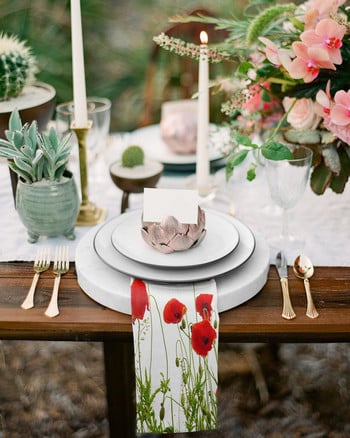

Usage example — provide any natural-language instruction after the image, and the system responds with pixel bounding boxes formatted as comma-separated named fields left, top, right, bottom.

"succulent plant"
left=121, top=145, right=144, bottom=167
left=0, top=109, right=71, bottom=183
left=0, top=33, right=37, bottom=101
left=141, top=207, right=206, bottom=254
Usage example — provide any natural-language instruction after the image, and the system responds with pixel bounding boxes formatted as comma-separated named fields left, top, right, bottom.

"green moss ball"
left=121, top=145, right=145, bottom=168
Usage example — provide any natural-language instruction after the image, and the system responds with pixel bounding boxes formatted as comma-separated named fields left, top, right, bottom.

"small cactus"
left=0, top=109, right=71, bottom=183
left=121, top=145, right=144, bottom=168
left=0, top=33, right=37, bottom=101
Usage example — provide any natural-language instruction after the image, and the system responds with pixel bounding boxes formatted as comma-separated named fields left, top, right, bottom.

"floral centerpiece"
left=154, top=0, right=350, bottom=194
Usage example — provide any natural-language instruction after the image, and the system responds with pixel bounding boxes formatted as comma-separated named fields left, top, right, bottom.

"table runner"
left=1, top=132, right=350, bottom=266
left=131, top=278, right=219, bottom=434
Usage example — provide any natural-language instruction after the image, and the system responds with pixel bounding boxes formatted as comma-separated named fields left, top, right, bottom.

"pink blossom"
left=283, top=97, right=321, bottom=130
left=288, top=42, right=335, bottom=83
left=315, top=81, right=332, bottom=118
left=301, top=19, right=345, bottom=65
left=330, top=90, right=350, bottom=126
left=259, top=37, right=292, bottom=69
left=303, top=0, right=345, bottom=29
left=324, top=117, right=350, bottom=144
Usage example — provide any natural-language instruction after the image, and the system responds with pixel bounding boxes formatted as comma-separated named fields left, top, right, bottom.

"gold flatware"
left=275, top=251, right=296, bottom=320
left=293, top=255, right=319, bottom=319
left=21, top=247, right=50, bottom=310
left=45, top=246, right=69, bottom=318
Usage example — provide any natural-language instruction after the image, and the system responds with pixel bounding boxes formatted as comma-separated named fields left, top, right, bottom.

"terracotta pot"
left=16, top=172, right=80, bottom=243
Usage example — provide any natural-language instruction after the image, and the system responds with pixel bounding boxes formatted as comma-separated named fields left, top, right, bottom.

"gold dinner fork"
left=45, top=246, right=69, bottom=318
left=21, top=247, right=51, bottom=310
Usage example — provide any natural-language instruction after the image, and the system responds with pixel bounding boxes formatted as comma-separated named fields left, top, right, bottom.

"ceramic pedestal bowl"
left=109, top=159, right=163, bottom=213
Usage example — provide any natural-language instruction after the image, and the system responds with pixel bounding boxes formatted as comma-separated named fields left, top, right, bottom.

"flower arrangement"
left=154, top=0, right=350, bottom=194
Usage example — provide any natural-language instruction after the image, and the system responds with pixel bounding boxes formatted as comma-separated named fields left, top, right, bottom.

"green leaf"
left=247, top=164, right=257, bottom=181
left=329, top=148, right=350, bottom=193
left=261, top=142, right=293, bottom=160
left=229, top=149, right=249, bottom=166
left=225, top=160, right=234, bottom=181
left=238, top=61, right=253, bottom=75
left=9, top=109, right=22, bottom=132
left=8, top=162, right=31, bottom=183
left=12, top=132, right=25, bottom=150
left=236, top=134, right=258, bottom=148
left=225, top=150, right=249, bottom=180
left=310, top=163, right=332, bottom=195
left=0, top=147, right=23, bottom=159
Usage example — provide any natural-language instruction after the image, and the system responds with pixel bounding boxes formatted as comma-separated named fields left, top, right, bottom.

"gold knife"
left=275, top=251, right=296, bottom=320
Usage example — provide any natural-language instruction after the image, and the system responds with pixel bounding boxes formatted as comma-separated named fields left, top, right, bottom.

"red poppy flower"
left=163, top=298, right=187, bottom=324
left=130, top=279, right=149, bottom=323
left=195, top=294, right=213, bottom=320
left=191, top=320, right=217, bottom=357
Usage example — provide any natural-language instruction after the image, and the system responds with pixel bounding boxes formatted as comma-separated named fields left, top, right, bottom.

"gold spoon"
left=293, top=255, right=319, bottom=319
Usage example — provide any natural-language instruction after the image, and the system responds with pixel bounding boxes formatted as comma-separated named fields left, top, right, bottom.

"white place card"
left=143, top=188, right=198, bottom=224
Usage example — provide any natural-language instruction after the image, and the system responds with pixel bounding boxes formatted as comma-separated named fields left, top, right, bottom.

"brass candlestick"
left=71, top=121, right=106, bottom=226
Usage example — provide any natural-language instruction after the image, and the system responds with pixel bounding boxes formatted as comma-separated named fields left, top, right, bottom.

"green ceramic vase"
left=15, top=172, right=80, bottom=243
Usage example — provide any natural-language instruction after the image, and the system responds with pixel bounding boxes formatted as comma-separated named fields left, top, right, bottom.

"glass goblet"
left=56, top=97, right=111, bottom=165
left=265, top=145, right=313, bottom=255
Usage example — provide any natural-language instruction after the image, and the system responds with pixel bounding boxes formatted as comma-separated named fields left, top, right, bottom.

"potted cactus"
left=0, top=109, right=79, bottom=243
left=0, top=33, right=56, bottom=198
left=0, top=33, right=56, bottom=137
left=109, top=145, right=163, bottom=213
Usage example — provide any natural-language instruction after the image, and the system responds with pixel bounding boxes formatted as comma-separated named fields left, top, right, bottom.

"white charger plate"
left=93, top=210, right=255, bottom=283
left=110, top=209, right=239, bottom=268
left=76, top=223, right=270, bottom=315
left=128, top=124, right=228, bottom=166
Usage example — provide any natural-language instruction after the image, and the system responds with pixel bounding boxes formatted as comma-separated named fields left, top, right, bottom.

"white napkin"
left=131, top=278, right=219, bottom=434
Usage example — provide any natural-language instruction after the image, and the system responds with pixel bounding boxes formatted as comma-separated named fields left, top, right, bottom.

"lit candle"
left=70, top=0, right=88, bottom=127
left=196, top=30, right=210, bottom=196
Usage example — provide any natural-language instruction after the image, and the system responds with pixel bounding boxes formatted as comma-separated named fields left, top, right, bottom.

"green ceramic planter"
left=15, top=173, right=80, bottom=243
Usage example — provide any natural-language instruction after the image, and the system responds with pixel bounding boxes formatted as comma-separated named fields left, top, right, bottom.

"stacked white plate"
left=75, top=209, right=270, bottom=315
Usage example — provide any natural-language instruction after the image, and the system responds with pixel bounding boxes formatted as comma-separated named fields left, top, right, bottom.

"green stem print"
left=131, top=279, right=219, bottom=434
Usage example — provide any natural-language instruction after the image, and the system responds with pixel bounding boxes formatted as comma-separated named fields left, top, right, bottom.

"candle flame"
left=200, top=31, right=208, bottom=45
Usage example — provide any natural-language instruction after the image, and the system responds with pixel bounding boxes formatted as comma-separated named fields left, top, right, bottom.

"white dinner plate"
left=110, top=209, right=240, bottom=268
left=128, top=124, right=228, bottom=168
left=76, top=224, right=269, bottom=315
left=93, top=210, right=255, bottom=283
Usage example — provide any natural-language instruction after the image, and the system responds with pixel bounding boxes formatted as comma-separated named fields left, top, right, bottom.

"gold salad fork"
left=21, top=247, right=51, bottom=310
left=45, top=246, right=69, bottom=318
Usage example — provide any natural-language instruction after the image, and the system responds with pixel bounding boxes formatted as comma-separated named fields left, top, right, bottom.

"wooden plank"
left=0, top=263, right=349, bottom=342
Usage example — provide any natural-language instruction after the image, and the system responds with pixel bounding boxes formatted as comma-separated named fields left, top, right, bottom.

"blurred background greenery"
left=0, top=0, right=242, bottom=131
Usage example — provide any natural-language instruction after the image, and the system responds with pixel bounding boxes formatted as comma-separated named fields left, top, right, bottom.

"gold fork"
left=21, top=247, right=51, bottom=310
left=45, top=246, right=69, bottom=318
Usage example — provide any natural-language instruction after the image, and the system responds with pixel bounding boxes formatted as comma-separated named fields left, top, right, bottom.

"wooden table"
left=1, top=262, right=349, bottom=437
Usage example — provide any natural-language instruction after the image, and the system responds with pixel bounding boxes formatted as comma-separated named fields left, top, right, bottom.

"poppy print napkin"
left=131, top=278, right=219, bottom=434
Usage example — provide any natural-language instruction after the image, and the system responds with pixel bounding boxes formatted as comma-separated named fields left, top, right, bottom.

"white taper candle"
left=196, top=31, right=210, bottom=196
left=70, top=0, right=88, bottom=127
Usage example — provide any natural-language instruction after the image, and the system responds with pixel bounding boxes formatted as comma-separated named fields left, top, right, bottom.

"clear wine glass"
left=56, top=97, right=111, bottom=164
left=265, top=145, right=313, bottom=255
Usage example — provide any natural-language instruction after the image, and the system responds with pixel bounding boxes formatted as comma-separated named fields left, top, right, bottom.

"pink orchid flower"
left=303, top=0, right=345, bottom=29
left=330, top=90, right=350, bottom=126
left=259, top=37, right=292, bottom=69
left=301, top=19, right=345, bottom=65
left=288, top=42, right=335, bottom=83
left=315, top=80, right=332, bottom=118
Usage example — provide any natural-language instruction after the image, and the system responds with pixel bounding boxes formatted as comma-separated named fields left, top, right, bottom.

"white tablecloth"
left=0, top=134, right=349, bottom=267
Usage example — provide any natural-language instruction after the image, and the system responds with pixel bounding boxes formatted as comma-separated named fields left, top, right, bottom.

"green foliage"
left=121, top=145, right=145, bottom=168
left=245, top=3, right=296, bottom=45
left=0, top=109, right=71, bottom=183
left=0, top=33, right=37, bottom=101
